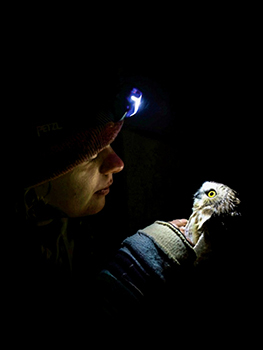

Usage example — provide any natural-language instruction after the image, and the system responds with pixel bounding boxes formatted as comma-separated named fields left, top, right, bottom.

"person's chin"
left=82, top=197, right=106, bottom=216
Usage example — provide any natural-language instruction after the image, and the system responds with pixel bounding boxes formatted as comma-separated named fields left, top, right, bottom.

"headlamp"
left=121, top=88, right=143, bottom=120
left=113, top=87, right=143, bottom=122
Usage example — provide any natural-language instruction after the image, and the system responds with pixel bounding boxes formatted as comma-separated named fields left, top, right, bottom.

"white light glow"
left=130, top=94, right=142, bottom=116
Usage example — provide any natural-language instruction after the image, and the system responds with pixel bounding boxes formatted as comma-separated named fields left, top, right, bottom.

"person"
left=9, top=70, right=252, bottom=342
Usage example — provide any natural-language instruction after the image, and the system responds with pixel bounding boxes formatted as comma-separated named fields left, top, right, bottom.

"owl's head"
left=193, top=181, right=240, bottom=215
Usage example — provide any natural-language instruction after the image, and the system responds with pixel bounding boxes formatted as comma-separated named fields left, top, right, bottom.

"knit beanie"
left=21, top=117, right=124, bottom=189
left=16, top=70, right=135, bottom=189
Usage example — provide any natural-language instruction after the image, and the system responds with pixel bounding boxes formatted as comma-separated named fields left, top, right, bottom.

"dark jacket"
left=96, top=221, right=196, bottom=319
left=7, top=217, right=256, bottom=344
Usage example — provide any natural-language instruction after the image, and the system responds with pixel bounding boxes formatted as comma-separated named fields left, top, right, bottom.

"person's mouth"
left=95, top=181, right=113, bottom=196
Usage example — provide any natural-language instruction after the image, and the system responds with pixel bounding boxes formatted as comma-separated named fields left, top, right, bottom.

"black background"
left=4, top=16, right=261, bottom=345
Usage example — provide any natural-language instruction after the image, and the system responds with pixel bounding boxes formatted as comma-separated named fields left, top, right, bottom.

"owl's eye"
left=207, top=190, right=217, bottom=198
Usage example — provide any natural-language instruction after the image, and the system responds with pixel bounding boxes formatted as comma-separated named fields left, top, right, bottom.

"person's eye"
left=90, top=153, right=98, bottom=161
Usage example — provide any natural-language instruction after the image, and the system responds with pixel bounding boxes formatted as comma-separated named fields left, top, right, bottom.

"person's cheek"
left=72, top=170, right=104, bottom=216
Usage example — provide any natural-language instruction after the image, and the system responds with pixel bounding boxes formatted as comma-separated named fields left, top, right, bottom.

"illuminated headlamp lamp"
left=113, top=87, right=142, bottom=122
left=120, top=88, right=143, bottom=120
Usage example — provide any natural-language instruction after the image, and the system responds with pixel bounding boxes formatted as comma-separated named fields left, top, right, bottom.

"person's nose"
left=99, top=146, right=124, bottom=175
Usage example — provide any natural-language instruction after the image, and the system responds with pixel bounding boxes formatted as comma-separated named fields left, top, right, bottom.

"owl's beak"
left=194, top=191, right=202, bottom=199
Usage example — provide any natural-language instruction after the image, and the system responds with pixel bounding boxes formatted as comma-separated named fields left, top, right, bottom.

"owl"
left=184, top=181, right=241, bottom=246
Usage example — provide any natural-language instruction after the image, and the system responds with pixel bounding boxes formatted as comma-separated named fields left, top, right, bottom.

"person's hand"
left=169, top=219, right=188, bottom=234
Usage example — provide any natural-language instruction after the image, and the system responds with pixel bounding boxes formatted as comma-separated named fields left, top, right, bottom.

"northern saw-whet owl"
left=184, top=181, right=241, bottom=247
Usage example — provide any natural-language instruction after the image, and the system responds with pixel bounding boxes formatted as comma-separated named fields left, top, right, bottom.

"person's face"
left=35, top=145, right=124, bottom=217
